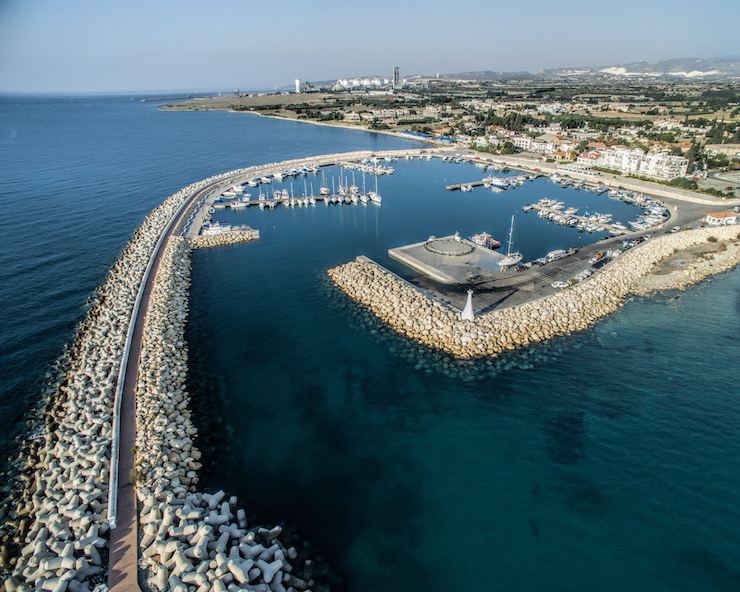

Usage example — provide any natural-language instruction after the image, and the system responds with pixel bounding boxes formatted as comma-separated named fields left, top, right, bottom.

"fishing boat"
left=469, top=232, right=501, bottom=250
left=498, top=215, right=522, bottom=267
left=488, top=177, right=510, bottom=189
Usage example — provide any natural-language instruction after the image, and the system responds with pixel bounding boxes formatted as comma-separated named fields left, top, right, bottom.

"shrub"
left=129, top=466, right=146, bottom=485
left=708, top=236, right=719, bottom=243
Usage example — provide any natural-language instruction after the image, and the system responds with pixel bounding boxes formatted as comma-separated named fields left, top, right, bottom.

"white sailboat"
left=368, top=174, right=382, bottom=203
left=498, top=215, right=522, bottom=267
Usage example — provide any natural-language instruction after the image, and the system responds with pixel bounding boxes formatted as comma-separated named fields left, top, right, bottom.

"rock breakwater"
left=1, top=187, right=194, bottom=591
left=1, top=167, right=272, bottom=591
left=191, top=230, right=260, bottom=250
left=134, top=236, right=318, bottom=592
left=329, top=227, right=740, bottom=359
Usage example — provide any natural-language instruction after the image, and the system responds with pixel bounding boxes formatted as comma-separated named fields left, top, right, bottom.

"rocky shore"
left=134, top=235, right=317, bottom=592
left=329, top=226, right=740, bottom=359
left=191, top=230, right=260, bottom=250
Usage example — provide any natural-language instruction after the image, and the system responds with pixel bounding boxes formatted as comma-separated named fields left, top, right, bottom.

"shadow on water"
left=542, top=413, right=586, bottom=465
left=673, top=547, right=740, bottom=591
left=555, top=472, right=608, bottom=518
left=529, top=518, right=541, bottom=538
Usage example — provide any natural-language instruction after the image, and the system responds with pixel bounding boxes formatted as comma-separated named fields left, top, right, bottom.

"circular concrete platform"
left=424, top=238, right=475, bottom=256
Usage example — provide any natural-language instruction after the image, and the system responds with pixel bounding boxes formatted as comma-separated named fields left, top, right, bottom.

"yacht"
left=498, top=215, right=523, bottom=267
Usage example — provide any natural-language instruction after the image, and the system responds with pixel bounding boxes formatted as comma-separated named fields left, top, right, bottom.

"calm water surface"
left=189, top=171, right=740, bottom=591
left=2, top=97, right=740, bottom=591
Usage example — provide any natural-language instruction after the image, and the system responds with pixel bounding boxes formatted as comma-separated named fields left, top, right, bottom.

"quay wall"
left=329, top=226, right=740, bottom=359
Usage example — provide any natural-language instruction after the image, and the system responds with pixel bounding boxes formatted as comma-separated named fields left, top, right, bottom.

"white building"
left=336, top=77, right=388, bottom=88
left=538, top=103, right=564, bottom=115
left=704, top=212, right=737, bottom=226
left=596, top=147, right=688, bottom=180
left=511, top=135, right=532, bottom=151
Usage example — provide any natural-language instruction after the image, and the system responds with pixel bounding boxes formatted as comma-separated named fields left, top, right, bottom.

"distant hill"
left=439, top=57, right=740, bottom=81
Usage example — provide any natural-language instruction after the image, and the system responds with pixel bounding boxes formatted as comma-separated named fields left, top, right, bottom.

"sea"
left=1, top=96, right=740, bottom=591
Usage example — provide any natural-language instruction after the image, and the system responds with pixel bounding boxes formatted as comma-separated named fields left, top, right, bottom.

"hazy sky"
left=1, top=0, right=738, bottom=93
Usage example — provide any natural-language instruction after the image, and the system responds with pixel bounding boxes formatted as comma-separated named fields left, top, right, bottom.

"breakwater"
left=191, top=230, right=260, bottom=249
left=1, top=185, right=195, bottom=590
left=329, top=226, right=740, bottom=359
left=135, top=236, right=315, bottom=592
left=2, top=150, right=356, bottom=591
left=0, top=164, right=279, bottom=590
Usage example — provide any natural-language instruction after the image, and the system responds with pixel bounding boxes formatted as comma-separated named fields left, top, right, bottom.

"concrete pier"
left=389, top=235, right=505, bottom=284
left=4, top=145, right=739, bottom=592
left=330, top=225, right=740, bottom=359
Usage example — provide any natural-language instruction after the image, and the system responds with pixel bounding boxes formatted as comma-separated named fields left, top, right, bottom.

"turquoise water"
left=188, top=163, right=740, bottom=590
left=3, top=97, right=740, bottom=590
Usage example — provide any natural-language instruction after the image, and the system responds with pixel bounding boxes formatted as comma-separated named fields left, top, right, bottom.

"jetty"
left=330, top=224, right=740, bottom=360
left=446, top=180, right=486, bottom=191
left=3, top=146, right=739, bottom=592
left=525, top=202, right=629, bottom=235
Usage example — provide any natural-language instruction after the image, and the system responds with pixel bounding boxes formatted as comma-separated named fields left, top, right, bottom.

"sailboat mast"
left=506, top=215, right=515, bottom=256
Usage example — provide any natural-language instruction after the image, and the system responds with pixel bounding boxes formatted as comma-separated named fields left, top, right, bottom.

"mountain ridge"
left=438, top=57, right=740, bottom=81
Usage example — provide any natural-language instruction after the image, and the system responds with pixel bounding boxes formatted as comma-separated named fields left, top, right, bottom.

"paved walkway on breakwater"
left=108, top=176, right=240, bottom=592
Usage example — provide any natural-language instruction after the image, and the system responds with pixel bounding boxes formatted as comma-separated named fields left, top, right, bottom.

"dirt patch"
left=651, top=241, right=727, bottom=275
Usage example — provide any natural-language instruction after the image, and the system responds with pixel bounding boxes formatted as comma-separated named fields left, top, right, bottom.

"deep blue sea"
left=2, top=97, right=740, bottom=591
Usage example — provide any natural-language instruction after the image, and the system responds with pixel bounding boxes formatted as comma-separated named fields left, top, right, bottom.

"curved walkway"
left=107, top=179, right=229, bottom=592
left=105, top=146, right=737, bottom=591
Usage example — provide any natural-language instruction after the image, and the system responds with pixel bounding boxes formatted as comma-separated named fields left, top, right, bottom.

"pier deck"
left=446, top=181, right=487, bottom=191
left=389, top=235, right=507, bottom=284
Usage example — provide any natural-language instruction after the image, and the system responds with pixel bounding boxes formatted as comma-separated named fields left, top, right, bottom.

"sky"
left=0, top=0, right=738, bottom=94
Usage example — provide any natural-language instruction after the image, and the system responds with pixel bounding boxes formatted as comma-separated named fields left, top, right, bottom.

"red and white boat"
left=469, top=232, right=501, bottom=249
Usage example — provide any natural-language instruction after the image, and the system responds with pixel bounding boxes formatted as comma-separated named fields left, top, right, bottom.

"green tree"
left=686, top=142, right=704, bottom=168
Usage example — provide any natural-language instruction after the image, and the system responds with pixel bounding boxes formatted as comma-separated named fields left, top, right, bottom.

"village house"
left=704, top=212, right=737, bottom=226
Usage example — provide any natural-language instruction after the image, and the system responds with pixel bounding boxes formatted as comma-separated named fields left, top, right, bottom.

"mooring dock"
left=389, top=235, right=507, bottom=284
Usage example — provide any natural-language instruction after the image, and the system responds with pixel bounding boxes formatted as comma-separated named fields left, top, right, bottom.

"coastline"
left=328, top=226, right=740, bottom=360
left=160, top=102, right=441, bottom=147
left=3, top=147, right=738, bottom=592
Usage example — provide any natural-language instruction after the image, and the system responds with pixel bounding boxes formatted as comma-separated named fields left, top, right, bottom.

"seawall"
left=329, top=226, right=740, bottom=359
left=2, top=146, right=737, bottom=592
left=134, top=236, right=315, bottom=592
